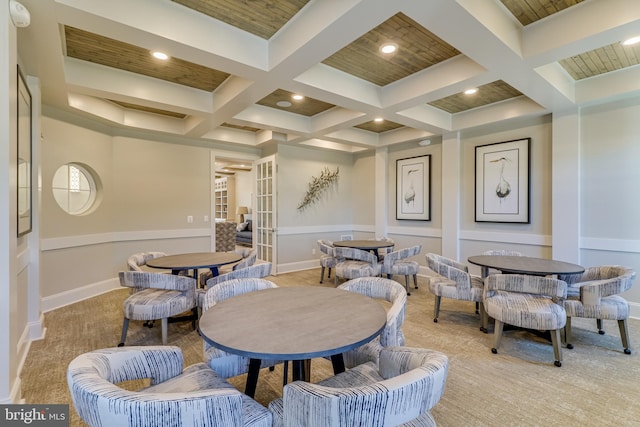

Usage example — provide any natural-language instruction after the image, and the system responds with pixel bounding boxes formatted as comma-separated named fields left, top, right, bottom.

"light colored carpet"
left=21, top=268, right=640, bottom=426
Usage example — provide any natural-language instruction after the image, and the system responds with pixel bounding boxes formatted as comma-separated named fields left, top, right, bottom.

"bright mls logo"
left=1, top=405, right=68, bottom=426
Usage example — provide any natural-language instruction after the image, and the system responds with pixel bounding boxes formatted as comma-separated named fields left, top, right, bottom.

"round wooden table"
left=467, top=255, right=584, bottom=276
left=146, top=252, right=242, bottom=279
left=198, top=286, right=387, bottom=397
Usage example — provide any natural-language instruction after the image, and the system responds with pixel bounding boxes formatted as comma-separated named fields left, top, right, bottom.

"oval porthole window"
left=52, top=163, right=101, bottom=215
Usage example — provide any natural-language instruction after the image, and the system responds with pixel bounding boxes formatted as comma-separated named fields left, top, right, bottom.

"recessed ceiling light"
left=151, top=51, right=169, bottom=60
left=380, top=43, right=397, bottom=54
left=464, top=88, right=478, bottom=95
left=622, top=36, right=640, bottom=46
left=373, top=117, right=384, bottom=123
left=292, top=94, right=304, bottom=101
left=276, top=100, right=292, bottom=108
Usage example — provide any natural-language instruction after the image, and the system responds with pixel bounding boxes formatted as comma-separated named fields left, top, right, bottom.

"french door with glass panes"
left=254, top=155, right=276, bottom=273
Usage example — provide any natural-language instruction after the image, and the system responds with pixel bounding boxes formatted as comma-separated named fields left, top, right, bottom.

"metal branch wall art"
left=297, top=167, right=339, bottom=211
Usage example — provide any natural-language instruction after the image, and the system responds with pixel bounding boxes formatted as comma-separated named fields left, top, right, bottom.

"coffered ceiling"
left=16, top=0, right=640, bottom=159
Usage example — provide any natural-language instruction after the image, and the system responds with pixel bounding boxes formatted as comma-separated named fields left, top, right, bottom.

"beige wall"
left=35, top=98, right=640, bottom=311
left=111, top=136, right=210, bottom=231
left=39, top=117, right=212, bottom=299
left=41, top=117, right=114, bottom=238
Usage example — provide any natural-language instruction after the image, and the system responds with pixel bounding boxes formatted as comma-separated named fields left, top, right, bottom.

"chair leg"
left=491, top=320, right=504, bottom=354
left=550, top=329, right=563, bottom=367
left=327, top=268, right=332, bottom=279
left=433, top=296, right=441, bottom=323
left=565, top=317, right=574, bottom=349
left=320, top=266, right=325, bottom=283
left=479, top=302, right=488, bottom=333
left=413, top=274, right=418, bottom=289
left=118, top=317, right=129, bottom=347
left=161, top=318, right=168, bottom=345
left=597, top=318, right=605, bottom=334
left=618, top=319, right=632, bottom=354
left=404, top=275, right=411, bottom=296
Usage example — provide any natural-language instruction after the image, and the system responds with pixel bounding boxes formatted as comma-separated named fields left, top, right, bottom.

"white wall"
left=579, top=97, right=640, bottom=308
left=234, top=170, right=253, bottom=214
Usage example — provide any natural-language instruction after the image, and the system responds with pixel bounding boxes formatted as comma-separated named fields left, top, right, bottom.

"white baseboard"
left=276, top=260, right=318, bottom=274
left=41, top=277, right=120, bottom=313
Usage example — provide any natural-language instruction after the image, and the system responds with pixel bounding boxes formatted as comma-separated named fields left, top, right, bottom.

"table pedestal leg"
left=245, top=358, right=261, bottom=398
left=330, top=354, right=345, bottom=375
left=292, top=360, right=306, bottom=382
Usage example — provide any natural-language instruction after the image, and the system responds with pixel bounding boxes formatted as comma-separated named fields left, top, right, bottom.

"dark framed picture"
left=396, top=155, right=431, bottom=221
left=475, top=138, right=530, bottom=223
left=17, top=65, right=32, bottom=237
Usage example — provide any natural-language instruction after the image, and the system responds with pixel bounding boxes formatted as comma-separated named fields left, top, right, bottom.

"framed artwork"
left=17, top=65, right=32, bottom=236
left=396, top=155, right=431, bottom=221
left=475, top=138, right=530, bottom=223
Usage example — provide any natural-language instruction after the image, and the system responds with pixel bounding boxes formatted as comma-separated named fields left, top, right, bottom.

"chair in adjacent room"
left=268, top=346, right=449, bottom=427
left=337, top=277, right=407, bottom=368
left=484, top=274, right=567, bottom=367
left=317, top=240, right=338, bottom=284
left=380, top=245, right=422, bottom=295
left=559, top=265, right=636, bottom=354
left=118, top=271, right=197, bottom=346
left=426, top=253, right=485, bottom=329
left=67, top=346, right=272, bottom=427
left=334, top=246, right=381, bottom=286
left=201, top=278, right=283, bottom=379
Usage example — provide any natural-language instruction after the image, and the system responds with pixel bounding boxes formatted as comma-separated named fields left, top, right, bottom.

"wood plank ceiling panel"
left=109, top=100, right=187, bottom=119
left=500, top=0, right=585, bottom=26
left=64, top=26, right=230, bottom=92
left=323, top=13, right=461, bottom=87
left=428, top=81, right=522, bottom=114
left=257, top=89, right=335, bottom=116
left=559, top=42, right=640, bottom=80
left=355, top=120, right=404, bottom=133
left=222, top=123, right=262, bottom=132
left=172, top=0, right=309, bottom=39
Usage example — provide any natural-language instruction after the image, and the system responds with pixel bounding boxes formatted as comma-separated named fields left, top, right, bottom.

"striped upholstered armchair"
left=118, top=271, right=197, bottom=346
left=67, top=346, right=272, bottom=427
left=484, top=274, right=567, bottom=367
left=268, top=346, right=449, bottom=427
left=337, top=277, right=407, bottom=369
left=380, top=244, right=422, bottom=295
left=201, top=278, right=283, bottom=379
left=426, top=253, right=485, bottom=328
left=334, top=246, right=381, bottom=286
left=559, top=265, right=636, bottom=354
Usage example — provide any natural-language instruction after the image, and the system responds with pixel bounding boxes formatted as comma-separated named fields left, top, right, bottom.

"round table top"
left=333, top=240, right=394, bottom=250
left=146, top=252, right=242, bottom=270
left=199, top=286, right=387, bottom=360
left=467, top=255, right=584, bottom=276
